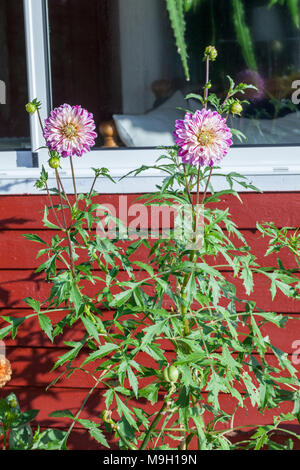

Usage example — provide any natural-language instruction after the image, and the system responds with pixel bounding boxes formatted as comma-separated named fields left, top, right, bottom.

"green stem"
left=183, top=164, right=193, bottom=204
left=87, top=175, right=98, bottom=200
left=69, top=155, right=78, bottom=201
left=204, top=56, right=210, bottom=107
left=196, top=165, right=201, bottom=207
left=55, top=169, right=76, bottom=279
left=115, top=427, right=137, bottom=450
left=56, top=171, right=72, bottom=212
left=45, top=181, right=64, bottom=231
left=202, top=167, right=213, bottom=203
left=63, top=368, right=111, bottom=448
left=37, top=109, right=44, bottom=134
left=140, top=402, right=167, bottom=450
left=180, top=164, right=204, bottom=335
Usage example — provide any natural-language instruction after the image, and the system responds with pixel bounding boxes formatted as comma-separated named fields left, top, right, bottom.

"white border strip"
left=23, top=0, right=49, bottom=154
left=1, top=144, right=300, bottom=193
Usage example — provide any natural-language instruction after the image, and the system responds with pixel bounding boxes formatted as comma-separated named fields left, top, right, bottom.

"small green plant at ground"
left=0, top=393, right=67, bottom=450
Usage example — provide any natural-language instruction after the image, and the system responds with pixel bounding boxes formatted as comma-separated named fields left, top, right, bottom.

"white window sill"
left=0, top=147, right=300, bottom=194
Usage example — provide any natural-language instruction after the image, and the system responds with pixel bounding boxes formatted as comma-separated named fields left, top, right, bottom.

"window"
left=185, top=0, right=300, bottom=147
left=0, top=0, right=31, bottom=171
left=0, top=0, right=299, bottom=194
left=0, top=0, right=30, bottom=151
left=48, top=0, right=184, bottom=149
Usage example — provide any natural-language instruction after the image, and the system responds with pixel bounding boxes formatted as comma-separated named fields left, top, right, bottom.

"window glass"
left=48, top=0, right=300, bottom=148
left=48, top=0, right=184, bottom=148
left=186, top=0, right=300, bottom=146
left=0, top=0, right=30, bottom=151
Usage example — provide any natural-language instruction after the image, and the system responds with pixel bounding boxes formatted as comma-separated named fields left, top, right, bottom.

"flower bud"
left=25, top=102, right=38, bottom=115
left=7, top=396, right=18, bottom=408
left=230, top=102, right=243, bottom=115
left=48, top=156, right=61, bottom=169
left=163, top=365, right=179, bottom=384
left=204, top=45, right=218, bottom=62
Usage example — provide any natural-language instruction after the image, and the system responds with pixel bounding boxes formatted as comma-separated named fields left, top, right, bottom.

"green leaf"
left=269, top=344, right=297, bottom=376
left=287, top=0, right=300, bottom=28
left=81, top=316, right=100, bottom=344
left=9, top=425, right=33, bottom=450
left=115, top=394, right=138, bottom=430
left=104, top=389, right=114, bottom=409
left=230, top=127, right=247, bottom=143
left=242, top=371, right=260, bottom=407
left=81, top=343, right=119, bottom=366
left=52, top=341, right=84, bottom=370
left=250, top=314, right=266, bottom=353
left=134, top=261, right=154, bottom=277
left=0, top=316, right=27, bottom=340
left=31, top=429, right=68, bottom=450
left=0, top=323, right=13, bottom=340
left=140, top=320, right=167, bottom=350
left=43, top=206, right=60, bottom=230
left=49, top=409, right=74, bottom=419
left=88, top=426, right=110, bottom=448
left=127, top=367, right=139, bottom=398
left=251, top=428, right=269, bottom=450
left=139, top=383, right=159, bottom=405
left=24, top=297, right=41, bottom=313
left=204, top=189, right=241, bottom=204
left=166, top=0, right=190, bottom=80
left=22, top=234, right=49, bottom=246
left=75, top=418, right=110, bottom=448
left=38, top=314, right=53, bottom=342
left=232, top=0, right=257, bottom=70
left=110, top=289, right=134, bottom=308
left=70, top=283, right=83, bottom=313
left=11, top=409, right=39, bottom=428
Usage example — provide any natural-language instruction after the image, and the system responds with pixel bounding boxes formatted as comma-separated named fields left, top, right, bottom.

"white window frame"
left=0, top=0, right=300, bottom=194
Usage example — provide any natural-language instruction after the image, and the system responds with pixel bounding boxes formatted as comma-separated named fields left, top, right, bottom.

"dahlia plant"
left=0, top=357, right=65, bottom=450
left=0, top=47, right=299, bottom=451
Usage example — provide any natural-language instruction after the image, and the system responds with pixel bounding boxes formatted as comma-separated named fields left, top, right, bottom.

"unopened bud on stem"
left=230, top=102, right=243, bottom=115
left=204, top=45, right=218, bottom=62
left=48, top=156, right=61, bottom=169
left=25, top=98, right=41, bottom=115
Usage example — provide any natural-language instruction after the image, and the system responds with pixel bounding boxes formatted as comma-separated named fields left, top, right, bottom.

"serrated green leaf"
left=81, top=343, right=119, bottom=366
left=38, top=314, right=53, bottom=342
left=24, top=297, right=41, bottom=313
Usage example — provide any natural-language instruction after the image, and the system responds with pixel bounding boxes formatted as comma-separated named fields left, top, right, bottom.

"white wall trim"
left=23, top=0, right=50, bottom=154
left=1, top=147, right=300, bottom=194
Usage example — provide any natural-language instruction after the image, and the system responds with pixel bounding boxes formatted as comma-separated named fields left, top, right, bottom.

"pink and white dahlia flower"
left=43, top=104, right=97, bottom=157
left=174, top=109, right=233, bottom=167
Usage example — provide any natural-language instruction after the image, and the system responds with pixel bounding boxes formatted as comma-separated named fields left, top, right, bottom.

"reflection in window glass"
left=48, top=0, right=184, bottom=148
left=186, top=0, right=300, bottom=146
left=0, top=0, right=30, bottom=150
left=48, top=0, right=300, bottom=148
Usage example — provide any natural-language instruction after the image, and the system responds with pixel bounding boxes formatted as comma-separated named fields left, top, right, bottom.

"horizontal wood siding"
left=0, top=193, right=299, bottom=449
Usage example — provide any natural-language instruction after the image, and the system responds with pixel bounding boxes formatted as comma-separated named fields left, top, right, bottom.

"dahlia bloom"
left=174, top=109, right=233, bottom=167
left=0, top=355, right=12, bottom=388
left=44, top=104, right=97, bottom=157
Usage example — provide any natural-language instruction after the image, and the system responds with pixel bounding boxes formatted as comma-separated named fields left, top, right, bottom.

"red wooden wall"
left=0, top=193, right=299, bottom=449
